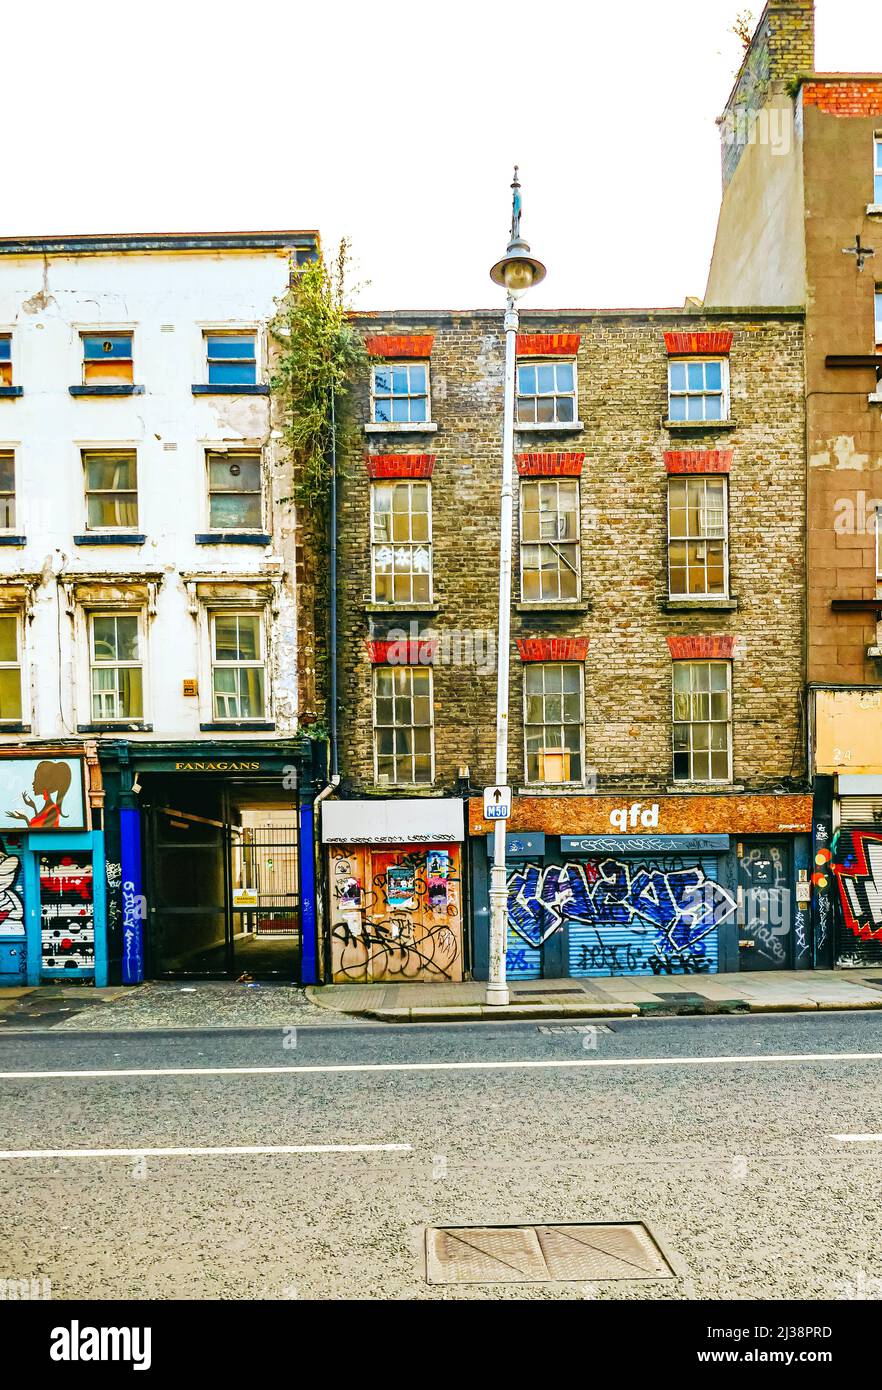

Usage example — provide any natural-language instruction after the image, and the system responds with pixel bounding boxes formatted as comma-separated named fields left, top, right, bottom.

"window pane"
left=210, top=493, right=262, bottom=529
left=555, top=362, right=574, bottom=392
left=85, top=455, right=136, bottom=491
left=87, top=494, right=138, bottom=528
left=209, top=457, right=261, bottom=492
left=687, top=362, right=704, bottom=391
left=119, top=667, right=143, bottom=718
left=669, top=396, right=686, bottom=421
left=518, top=365, right=536, bottom=395
left=556, top=395, right=574, bottom=422
left=206, top=335, right=255, bottom=359
left=0, top=667, right=21, bottom=721
left=391, top=368, right=409, bottom=395
left=115, top=616, right=140, bottom=662
left=408, top=365, right=427, bottom=394
left=669, top=363, right=686, bottom=391
left=237, top=667, right=264, bottom=718
left=705, top=395, right=723, bottom=420
left=92, top=616, right=118, bottom=661
left=373, top=368, right=391, bottom=394
left=0, top=338, right=10, bottom=361
left=214, top=615, right=240, bottom=661
left=409, top=396, right=427, bottom=422
left=82, top=334, right=132, bottom=360
left=705, top=361, right=722, bottom=391
left=0, top=616, right=17, bottom=663
left=208, top=360, right=257, bottom=385
left=235, top=615, right=260, bottom=660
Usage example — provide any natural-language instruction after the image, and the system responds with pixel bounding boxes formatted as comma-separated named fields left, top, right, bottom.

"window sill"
left=69, top=385, right=145, bottom=397
left=77, top=722, right=153, bottom=733
left=664, top=418, right=736, bottom=431
left=517, top=785, right=589, bottom=795
left=866, top=204, right=882, bottom=215
left=0, top=723, right=31, bottom=734
left=195, top=532, right=271, bottom=546
left=516, top=601, right=591, bottom=614
left=666, top=783, right=743, bottom=794
left=514, top=421, right=584, bottom=433
left=364, top=601, right=441, bottom=614
left=0, top=386, right=22, bottom=399
left=0, top=535, right=26, bottom=547
left=199, top=721, right=275, bottom=732
left=191, top=384, right=269, bottom=396
left=869, top=393, right=882, bottom=405
left=363, top=422, right=438, bottom=434
left=663, top=597, right=738, bottom=612
left=368, top=783, right=437, bottom=794
left=74, top=533, right=146, bottom=546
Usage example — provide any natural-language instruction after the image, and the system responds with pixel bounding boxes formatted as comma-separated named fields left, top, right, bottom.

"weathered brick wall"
left=337, top=310, right=806, bottom=798
left=721, top=0, right=815, bottom=186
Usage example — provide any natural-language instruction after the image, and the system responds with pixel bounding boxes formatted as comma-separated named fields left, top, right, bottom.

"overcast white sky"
left=5, top=0, right=881, bottom=309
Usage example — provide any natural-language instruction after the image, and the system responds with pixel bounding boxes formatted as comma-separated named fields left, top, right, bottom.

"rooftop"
left=0, top=230, right=320, bottom=257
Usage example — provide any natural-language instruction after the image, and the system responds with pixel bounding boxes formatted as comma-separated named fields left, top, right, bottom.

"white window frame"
left=519, top=477, right=582, bottom=602
left=875, top=287, right=882, bottom=348
left=0, top=449, right=15, bottom=532
left=523, top=661, right=585, bottom=787
left=203, top=328, right=260, bottom=388
left=205, top=448, right=265, bottom=532
left=671, top=659, right=732, bottom=785
left=370, top=360, right=431, bottom=425
left=0, top=331, right=13, bottom=389
left=80, top=329, right=135, bottom=386
left=370, top=479, right=433, bottom=604
left=874, top=134, right=882, bottom=205
left=668, top=357, right=730, bottom=423
left=209, top=609, right=267, bottom=722
left=875, top=505, right=882, bottom=581
left=372, top=664, right=435, bottom=786
left=516, top=358, right=578, bottom=426
left=667, top=474, right=730, bottom=598
left=82, top=448, right=139, bottom=532
left=88, top=610, right=145, bottom=724
left=0, top=609, right=25, bottom=724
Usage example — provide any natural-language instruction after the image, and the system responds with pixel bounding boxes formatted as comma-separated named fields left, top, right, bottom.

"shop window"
left=211, top=612, right=266, bottom=720
left=520, top=478, right=580, bottom=601
left=0, top=334, right=12, bottom=387
left=0, top=613, right=22, bottom=721
left=668, top=359, right=728, bottom=422
left=90, top=613, right=143, bottom=721
left=207, top=451, right=263, bottom=529
left=371, top=362, right=429, bottom=424
left=0, top=451, right=15, bottom=529
left=672, top=659, right=731, bottom=782
left=516, top=359, right=576, bottom=425
left=81, top=332, right=134, bottom=385
left=205, top=332, right=258, bottom=387
left=373, top=665, right=433, bottom=784
left=667, top=475, right=728, bottom=596
left=524, top=662, right=584, bottom=785
left=371, top=480, right=432, bottom=603
left=83, top=449, right=139, bottom=530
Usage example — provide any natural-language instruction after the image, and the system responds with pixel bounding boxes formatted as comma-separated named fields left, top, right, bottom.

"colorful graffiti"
left=832, top=830, right=882, bottom=943
left=0, top=843, right=24, bottom=932
left=505, top=857, right=735, bottom=978
left=329, top=844, right=463, bottom=983
left=40, top=852, right=95, bottom=970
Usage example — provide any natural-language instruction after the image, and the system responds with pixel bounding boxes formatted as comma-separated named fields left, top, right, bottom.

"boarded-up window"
left=82, top=333, right=134, bottom=385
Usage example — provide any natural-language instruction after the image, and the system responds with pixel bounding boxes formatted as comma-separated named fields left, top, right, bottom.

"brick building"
left=706, top=0, right=882, bottom=966
left=320, top=307, right=812, bottom=984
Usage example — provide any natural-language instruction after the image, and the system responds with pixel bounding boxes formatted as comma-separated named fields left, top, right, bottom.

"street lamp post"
left=486, top=169, right=546, bottom=1007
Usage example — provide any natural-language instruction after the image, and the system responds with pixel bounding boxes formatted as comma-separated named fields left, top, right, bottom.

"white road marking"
left=1, top=1051, right=882, bottom=1081
left=832, top=1134, right=882, bottom=1143
left=0, top=1142, right=412, bottom=1160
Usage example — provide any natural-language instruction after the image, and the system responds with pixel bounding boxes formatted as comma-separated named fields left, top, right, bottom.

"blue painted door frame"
left=23, top=831, right=108, bottom=987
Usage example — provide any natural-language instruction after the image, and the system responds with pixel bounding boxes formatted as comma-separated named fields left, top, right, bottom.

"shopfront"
left=0, top=750, right=107, bottom=987
left=321, top=799, right=466, bottom=983
left=99, top=739, right=321, bottom=984
left=469, top=794, right=813, bottom=979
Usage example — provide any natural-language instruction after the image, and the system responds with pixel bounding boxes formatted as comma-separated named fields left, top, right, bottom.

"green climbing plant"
left=269, top=238, right=368, bottom=512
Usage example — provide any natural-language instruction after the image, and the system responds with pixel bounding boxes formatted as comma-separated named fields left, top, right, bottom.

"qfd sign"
left=483, top=786, right=512, bottom=821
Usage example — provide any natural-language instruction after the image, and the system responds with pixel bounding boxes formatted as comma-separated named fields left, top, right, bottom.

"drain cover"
left=425, top=1222, right=675, bottom=1285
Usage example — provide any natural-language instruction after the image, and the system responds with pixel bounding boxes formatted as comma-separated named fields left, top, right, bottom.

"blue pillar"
left=23, top=849, right=41, bottom=986
left=299, top=798, right=317, bottom=985
left=120, top=806, right=144, bottom=984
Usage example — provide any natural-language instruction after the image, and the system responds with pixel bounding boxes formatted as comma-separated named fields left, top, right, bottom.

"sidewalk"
left=305, top=968, right=882, bottom=1022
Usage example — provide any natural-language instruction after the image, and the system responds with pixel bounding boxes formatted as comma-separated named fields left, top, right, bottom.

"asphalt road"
left=2, top=1011, right=882, bottom=1300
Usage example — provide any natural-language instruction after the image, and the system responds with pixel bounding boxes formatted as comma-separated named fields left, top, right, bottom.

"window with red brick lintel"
left=515, top=334, right=581, bottom=357
left=664, top=332, right=733, bottom=357
left=365, top=335, right=434, bottom=359
left=517, top=637, right=589, bottom=662
left=667, top=635, right=736, bottom=659
left=366, top=454, right=435, bottom=480
left=516, top=453, right=584, bottom=477
left=664, top=450, right=732, bottom=475
left=671, top=656, right=732, bottom=784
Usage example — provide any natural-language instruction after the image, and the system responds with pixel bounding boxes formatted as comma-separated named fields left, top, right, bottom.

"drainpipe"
left=329, top=388, right=339, bottom=779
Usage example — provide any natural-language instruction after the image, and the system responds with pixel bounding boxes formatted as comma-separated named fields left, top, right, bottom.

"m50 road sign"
left=484, top=785, right=512, bottom=820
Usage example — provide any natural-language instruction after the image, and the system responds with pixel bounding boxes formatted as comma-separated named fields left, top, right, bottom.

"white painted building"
left=0, top=232, right=323, bottom=988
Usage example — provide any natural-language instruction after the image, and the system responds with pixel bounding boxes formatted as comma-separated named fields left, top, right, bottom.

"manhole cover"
left=425, top=1222, right=676, bottom=1285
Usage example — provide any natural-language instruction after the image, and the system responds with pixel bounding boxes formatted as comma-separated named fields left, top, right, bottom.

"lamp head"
left=489, top=166, right=545, bottom=297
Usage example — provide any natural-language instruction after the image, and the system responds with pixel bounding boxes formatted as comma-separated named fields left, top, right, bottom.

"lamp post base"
left=484, top=984, right=511, bottom=1007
